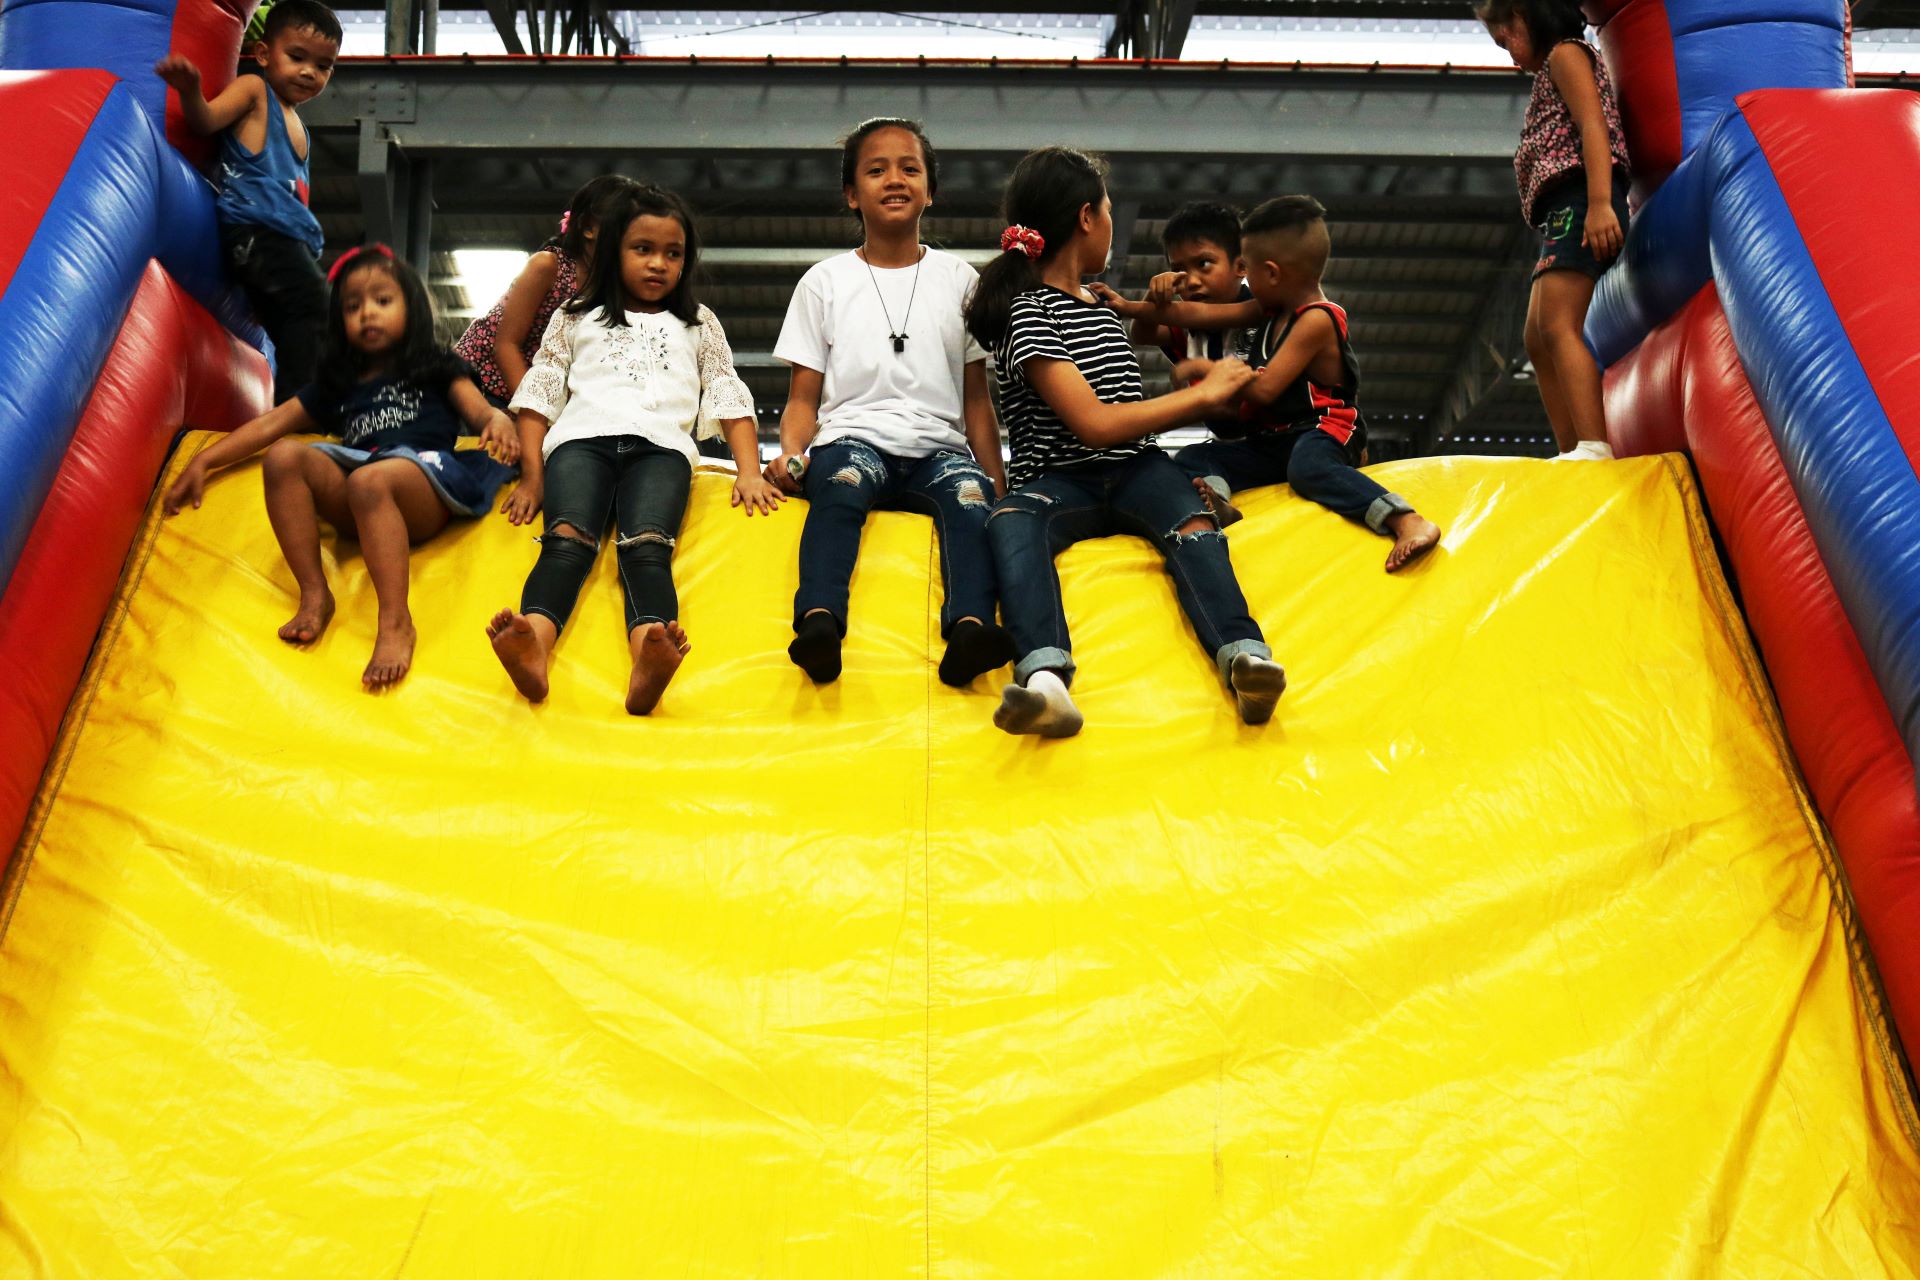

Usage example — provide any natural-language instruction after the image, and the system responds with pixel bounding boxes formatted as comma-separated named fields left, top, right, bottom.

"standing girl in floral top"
left=454, top=175, right=638, bottom=405
left=1478, top=0, right=1631, bottom=461
left=485, top=184, right=786, bottom=715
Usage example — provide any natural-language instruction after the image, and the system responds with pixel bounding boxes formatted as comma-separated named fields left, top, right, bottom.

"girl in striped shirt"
left=963, top=147, right=1288, bottom=738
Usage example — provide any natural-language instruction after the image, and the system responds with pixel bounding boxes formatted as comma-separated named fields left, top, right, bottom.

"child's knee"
left=261, top=438, right=308, bottom=479
left=544, top=521, right=598, bottom=551
left=534, top=521, right=599, bottom=573
left=345, top=463, right=431, bottom=515
left=614, top=527, right=676, bottom=569
left=1172, top=514, right=1218, bottom=539
left=344, top=465, right=393, bottom=510
left=1523, top=312, right=1548, bottom=360
left=986, top=489, right=1048, bottom=534
left=931, top=456, right=993, bottom=511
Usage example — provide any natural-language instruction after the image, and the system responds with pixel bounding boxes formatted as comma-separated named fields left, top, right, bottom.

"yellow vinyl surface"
left=2, top=440, right=1917, bottom=1277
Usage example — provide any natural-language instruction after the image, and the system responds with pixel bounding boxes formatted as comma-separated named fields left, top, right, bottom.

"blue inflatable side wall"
left=0, top=74, right=266, bottom=591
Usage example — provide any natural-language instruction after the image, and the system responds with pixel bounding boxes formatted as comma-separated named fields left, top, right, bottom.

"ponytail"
left=964, top=146, right=1110, bottom=350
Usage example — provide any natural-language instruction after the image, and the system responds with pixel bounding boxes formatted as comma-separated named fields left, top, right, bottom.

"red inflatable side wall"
left=0, top=261, right=269, bottom=862
left=164, top=0, right=257, bottom=167
left=1605, top=286, right=1920, bottom=1042
left=1584, top=0, right=1683, bottom=205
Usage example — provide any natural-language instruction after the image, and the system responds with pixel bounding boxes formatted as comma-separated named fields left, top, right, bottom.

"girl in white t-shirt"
left=765, top=118, right=1013, bottom=687
left=486, top=183, right=785, bottom=715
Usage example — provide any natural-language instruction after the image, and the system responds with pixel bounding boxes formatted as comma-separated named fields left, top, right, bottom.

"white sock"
left=1555, top=439, right=1615, bottom=461
left=995, top=669, right=1083, bottom=738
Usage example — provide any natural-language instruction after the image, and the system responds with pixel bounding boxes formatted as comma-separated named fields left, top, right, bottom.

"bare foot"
left=626, top=621, right=690, bottom=715
left=487, top=608, right=550, bottom=702
left=363, top=616, right=415, bottom=690
left=277, top=590, right=334, bottom=645
left=1385, top=513, right=1442, bottom=573
left=1191, top=476, right=1242, bottom=528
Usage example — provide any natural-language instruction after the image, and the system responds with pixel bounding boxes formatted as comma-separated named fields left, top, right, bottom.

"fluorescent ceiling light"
left=446, top=249, right=530, bottom=318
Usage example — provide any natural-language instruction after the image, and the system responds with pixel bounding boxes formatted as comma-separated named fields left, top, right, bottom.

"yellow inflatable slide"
left=2, top=441, right=1917, bottom=1276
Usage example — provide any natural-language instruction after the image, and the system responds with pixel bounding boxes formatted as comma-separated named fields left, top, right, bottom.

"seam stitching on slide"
left=1663, top=452, right=1920, bottom=1146
left=0, top=425, right=190, bottom=943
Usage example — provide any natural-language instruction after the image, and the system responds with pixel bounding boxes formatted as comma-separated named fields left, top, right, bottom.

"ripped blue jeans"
left=986, top=449, right=1270, bottom=688
left=521, top=435, right=691, bottom=633
left=795, top=439, right=999, bottom=637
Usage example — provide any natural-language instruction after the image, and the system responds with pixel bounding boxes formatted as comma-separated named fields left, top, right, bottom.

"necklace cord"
left=862, top=245, right=926, bottom=351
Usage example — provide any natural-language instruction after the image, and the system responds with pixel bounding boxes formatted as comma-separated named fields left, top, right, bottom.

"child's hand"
left=763, top=451, right=805, bottom=495
left=480, top=412, right=521, bottom=466
left=1584, top=204, right=1624, bottom=264
left=162, top=458, right=208, bottom=516
left=1146, top=271, right=1187, bottom=308
left=1086, top=282, right=1144, bottom=318
left=1196, top=357, right=1255, bottom=410
left=1170, top=358, right=1212, bottom=389
left=733, top=473, right=785, bottom=516
left=502, top=476, right=542, bottom=525
left=154, top=55, right=202, bottom=95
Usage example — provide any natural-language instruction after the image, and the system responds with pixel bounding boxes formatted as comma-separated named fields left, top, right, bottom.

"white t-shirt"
left=773, top=247, right=987, bottom=459
left=510, top=303, right=756, bottom=464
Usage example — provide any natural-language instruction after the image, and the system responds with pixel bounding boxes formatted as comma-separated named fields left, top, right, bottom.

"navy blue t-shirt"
left=295, top=368, right=468, bottom=454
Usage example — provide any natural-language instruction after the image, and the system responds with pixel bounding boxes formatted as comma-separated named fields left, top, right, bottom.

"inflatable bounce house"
left=3, top=0, right=1920, bottom=1273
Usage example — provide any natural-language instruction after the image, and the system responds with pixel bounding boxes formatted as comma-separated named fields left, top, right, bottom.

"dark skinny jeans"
left=521, top=436, right=691, bottom=633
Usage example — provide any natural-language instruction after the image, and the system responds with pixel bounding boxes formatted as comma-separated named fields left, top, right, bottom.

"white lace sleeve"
left=693, top=305, right=756, bottom=440
left=508, top=308, right=576, bottom=423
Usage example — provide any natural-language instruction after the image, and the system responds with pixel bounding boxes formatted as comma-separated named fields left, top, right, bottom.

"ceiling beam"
left=306, top=59, right=1529, bottom=164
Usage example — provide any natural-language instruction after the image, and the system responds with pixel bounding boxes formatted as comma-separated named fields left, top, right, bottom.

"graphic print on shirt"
left=603, top=319, right=675, bottom=411
left=339, top=383, right=427, bottom=447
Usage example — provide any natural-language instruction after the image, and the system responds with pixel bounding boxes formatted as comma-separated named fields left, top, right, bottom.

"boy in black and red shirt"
left=1099, top=196, right=1441, bottom=573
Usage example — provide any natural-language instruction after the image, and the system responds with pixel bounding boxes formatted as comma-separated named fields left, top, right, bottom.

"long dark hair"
left=839, top=117, right=939, bottom=227
left=1471, top=0, right=1587, bottom=49
left=964, top=147, right=1109, bottom=350
left=565, top=183, right=703, bottom=327
left=314, top=247, right=462, bottom=400
left=550, top=174, right=642, bottom=263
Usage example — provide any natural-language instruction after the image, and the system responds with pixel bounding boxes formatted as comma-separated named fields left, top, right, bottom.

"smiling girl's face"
left=620, top=214, right=687, bottom=310
left=846, top=126, right=932, bottom=233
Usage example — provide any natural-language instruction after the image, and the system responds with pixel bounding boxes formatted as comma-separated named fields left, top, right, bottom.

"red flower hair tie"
left=326, top=242, right=396, bottom=286
left=1000, top=225, right=1045, bottom=259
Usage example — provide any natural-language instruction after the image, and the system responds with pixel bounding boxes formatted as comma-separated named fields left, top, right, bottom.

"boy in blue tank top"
left=157, top=0, right=341, bottom=403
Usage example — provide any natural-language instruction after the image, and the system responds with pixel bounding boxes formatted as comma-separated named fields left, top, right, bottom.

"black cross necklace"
left=862, top=244, right=925, bottom=354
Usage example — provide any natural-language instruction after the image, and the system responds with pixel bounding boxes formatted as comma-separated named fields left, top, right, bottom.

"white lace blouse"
left=509, top=303, right=757, bottom=463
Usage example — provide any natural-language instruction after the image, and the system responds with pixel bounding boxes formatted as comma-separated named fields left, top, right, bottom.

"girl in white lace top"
left=487, top=184, right=786, bottom=715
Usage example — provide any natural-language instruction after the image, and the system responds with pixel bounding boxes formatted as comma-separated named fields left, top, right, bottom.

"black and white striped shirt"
left=995, top=286, right=1148, bottom=488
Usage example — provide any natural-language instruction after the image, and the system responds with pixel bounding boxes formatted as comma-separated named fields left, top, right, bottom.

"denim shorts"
left=1532, top=170, right=1631, bottom=281
left=310, top=442, right=512, bottom=517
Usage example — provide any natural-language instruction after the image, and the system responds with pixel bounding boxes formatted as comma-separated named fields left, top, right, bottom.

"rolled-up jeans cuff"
left=1365, top=493, right=1414, bottom=534
left=1215, top=638, right=1273, bottom=684
left=1014, top=646, right=1075, bottom=689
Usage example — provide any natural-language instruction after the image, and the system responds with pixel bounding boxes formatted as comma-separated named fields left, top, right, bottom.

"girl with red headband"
left=163, top=245, right=519, bottom=690
left=963, top=147, right=1287, bottom=737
